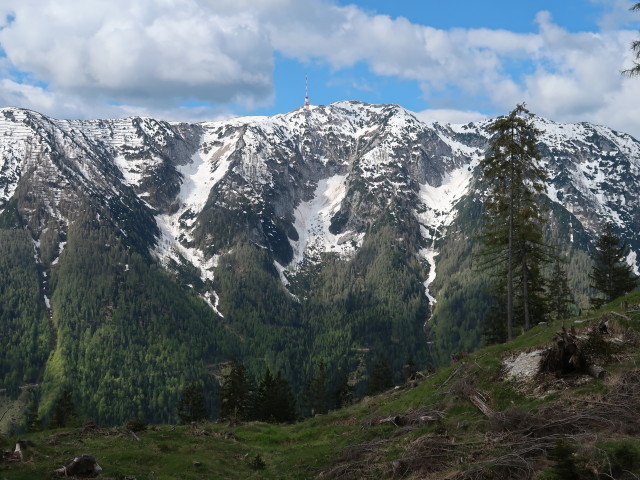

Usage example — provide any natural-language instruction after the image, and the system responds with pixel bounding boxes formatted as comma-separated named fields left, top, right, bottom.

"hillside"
left=1, top=103, right=640, bottom=425
left=3, top=292, right=640, bottom=480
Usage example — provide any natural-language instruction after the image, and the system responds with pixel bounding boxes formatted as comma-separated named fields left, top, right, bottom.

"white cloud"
left=591, top=0, right=638, bottom=30
left=0, top=0, right=639, bottom=137
left=0, top=0, right=274, bottom=112
left=414, top=109, right=488, bottom=125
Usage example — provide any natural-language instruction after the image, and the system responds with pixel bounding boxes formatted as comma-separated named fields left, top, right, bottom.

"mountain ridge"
left=1, top=101, right=639, bottom=423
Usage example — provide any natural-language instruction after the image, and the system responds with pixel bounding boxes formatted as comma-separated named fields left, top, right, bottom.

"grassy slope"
left=2, top=291, right=640, bottom=480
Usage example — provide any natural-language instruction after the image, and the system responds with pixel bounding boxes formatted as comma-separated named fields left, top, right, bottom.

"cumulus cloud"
left=414, top=109, right=488, bottom=125
left=0, top=0, right=639, bottom=137
left=0, top=0, right=275, bottom=112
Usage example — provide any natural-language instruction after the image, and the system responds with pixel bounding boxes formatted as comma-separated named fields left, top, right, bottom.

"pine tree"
left=24, top=388, right=41, bottom=433
left=252, top=369, right=296, bottom=423
left=334, top=369, right=354, bottom=409
left=367, top=354, right=393, bottom=395
left=303, top=361, right=329, bottom=416
left=589, top=222, right=639, bottom=308
left=218, top=357, right=252, bottom=421
left=623, top=3, right=640, bottom=77
left=50, top=390, right=78, bottom=428
left=548, top=257, right=574, bottom=320
left=478, top=104, right=549, bottom=341
left=177, top=381, right=207, bottom=424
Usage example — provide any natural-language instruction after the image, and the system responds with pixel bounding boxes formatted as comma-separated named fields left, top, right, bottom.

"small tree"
left=548, top=257, right=574, bottom=320
left=252, top=369, right=296, bottom=423
left=177, top=381, right=207, bottom=424
left=589, top=222, right=638, bottom=308
left=367, top=354, right=393, bottom=395
left=303, top=361, right=329, bottom=416
left=24, top=387, right=41, bottom=433
left=218, top=357, right=252, bottom=421
left=334, top=369, right=354, bottom=409
left=50, top=390, right=77, bottom=428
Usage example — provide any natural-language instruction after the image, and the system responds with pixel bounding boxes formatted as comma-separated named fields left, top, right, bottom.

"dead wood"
left=468, top=391, right=494, bottom=418
left=55, top=454, right=103, bottom=478
left=609, top=311, right=632, bottom=321
left=386, top=435, right=457, bottom=478
left=441, top=362, right=468, bottom=387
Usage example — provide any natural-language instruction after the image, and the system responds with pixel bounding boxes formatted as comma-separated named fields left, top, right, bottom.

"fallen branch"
left=469, top=392, right=494, bottom=418
left=609, top=311, right=631, bottom=321
left=441, top=363, right=467, bottom=387
left=128, top=429, right=140, bottom=441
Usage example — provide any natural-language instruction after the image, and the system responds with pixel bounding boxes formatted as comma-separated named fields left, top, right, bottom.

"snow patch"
left=176, top=128, right=238, bottom=215
left=202, top=291, right=224, bottom=318
left=273, top=260, right=290, bottom=286
left=290, top=174, right=362, bottom=267
left=416, top=165, right=473, bottom=230
left=627, top=250, right=640, bottom=276
left=51, top=241, right=67, bottom=265
left=419, top=247, right=439, bottom=305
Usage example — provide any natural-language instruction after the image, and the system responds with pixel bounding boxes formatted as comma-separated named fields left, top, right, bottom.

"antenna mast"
left=304, top=73, right=310, bottom=107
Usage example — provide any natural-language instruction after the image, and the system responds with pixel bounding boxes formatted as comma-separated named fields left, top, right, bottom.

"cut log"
left=469, top=392, right=494, bottom=418
left=588, top=364, right=606, bottom=379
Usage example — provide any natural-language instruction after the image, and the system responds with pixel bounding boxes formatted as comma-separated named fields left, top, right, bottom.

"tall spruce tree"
left=367, top=354, right=393, bottom=395
left=303, top=361, right=330, bottom=416
left=252, top=369, right=296, bottom=423
left=478, top=104, right=549, bottom=341
left=177, top=381, right=208, bottom=424
left=218, top=357, right=252, bottom=421
left=589, top=222, right=639, bottom=308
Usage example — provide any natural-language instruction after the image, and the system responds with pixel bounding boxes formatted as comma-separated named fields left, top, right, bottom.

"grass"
left=2, top=292, right=640, bottom=479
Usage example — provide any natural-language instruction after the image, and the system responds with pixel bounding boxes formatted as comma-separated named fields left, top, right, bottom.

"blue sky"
left=1, top=1, right=639, bottom=135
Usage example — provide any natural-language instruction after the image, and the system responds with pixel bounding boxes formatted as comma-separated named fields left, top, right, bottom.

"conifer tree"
left=478, top=104, right=549, bottom=341
left=548, top=257, right=574, bottom=320
left=218, top=357, right=252, bottom=421
left=24, top=389, right=41, bottom=433
left=50, top=390, right=78, bottom=428
left=589, top=222, right=639, bottom=308
left=367, top=354, right=393, bottom=395
left=252, top=368, right=296, bottom=423
left=303, top=361, right=329, bottom=416
left=177, top=381, right=207, bottom=424
left=623, top=3, right=640, bottom=77
left=334, top=369, right=354, bottom=409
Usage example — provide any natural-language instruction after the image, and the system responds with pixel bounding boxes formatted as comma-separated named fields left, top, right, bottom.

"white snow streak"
left=627, top=250, right=640, bottom=276
left=291, top=174, right=362, bottom=267
left=417, top=166, right=473, bottom=230
left=419, top=247, right=439, bottom=305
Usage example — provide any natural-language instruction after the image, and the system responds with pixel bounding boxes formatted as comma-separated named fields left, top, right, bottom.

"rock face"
left=2, top=103, right=638, bottom=284
left=1, top=101, right=639, bottom=420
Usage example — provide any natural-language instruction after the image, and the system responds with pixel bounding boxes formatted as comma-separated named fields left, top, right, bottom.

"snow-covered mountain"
left=1, top=101, right=640, bottom=393
left=2, top=102, right=638, bottom=303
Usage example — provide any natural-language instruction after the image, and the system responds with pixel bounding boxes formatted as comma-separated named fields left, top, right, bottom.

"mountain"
left=0, top=102, right=639, bottom=424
